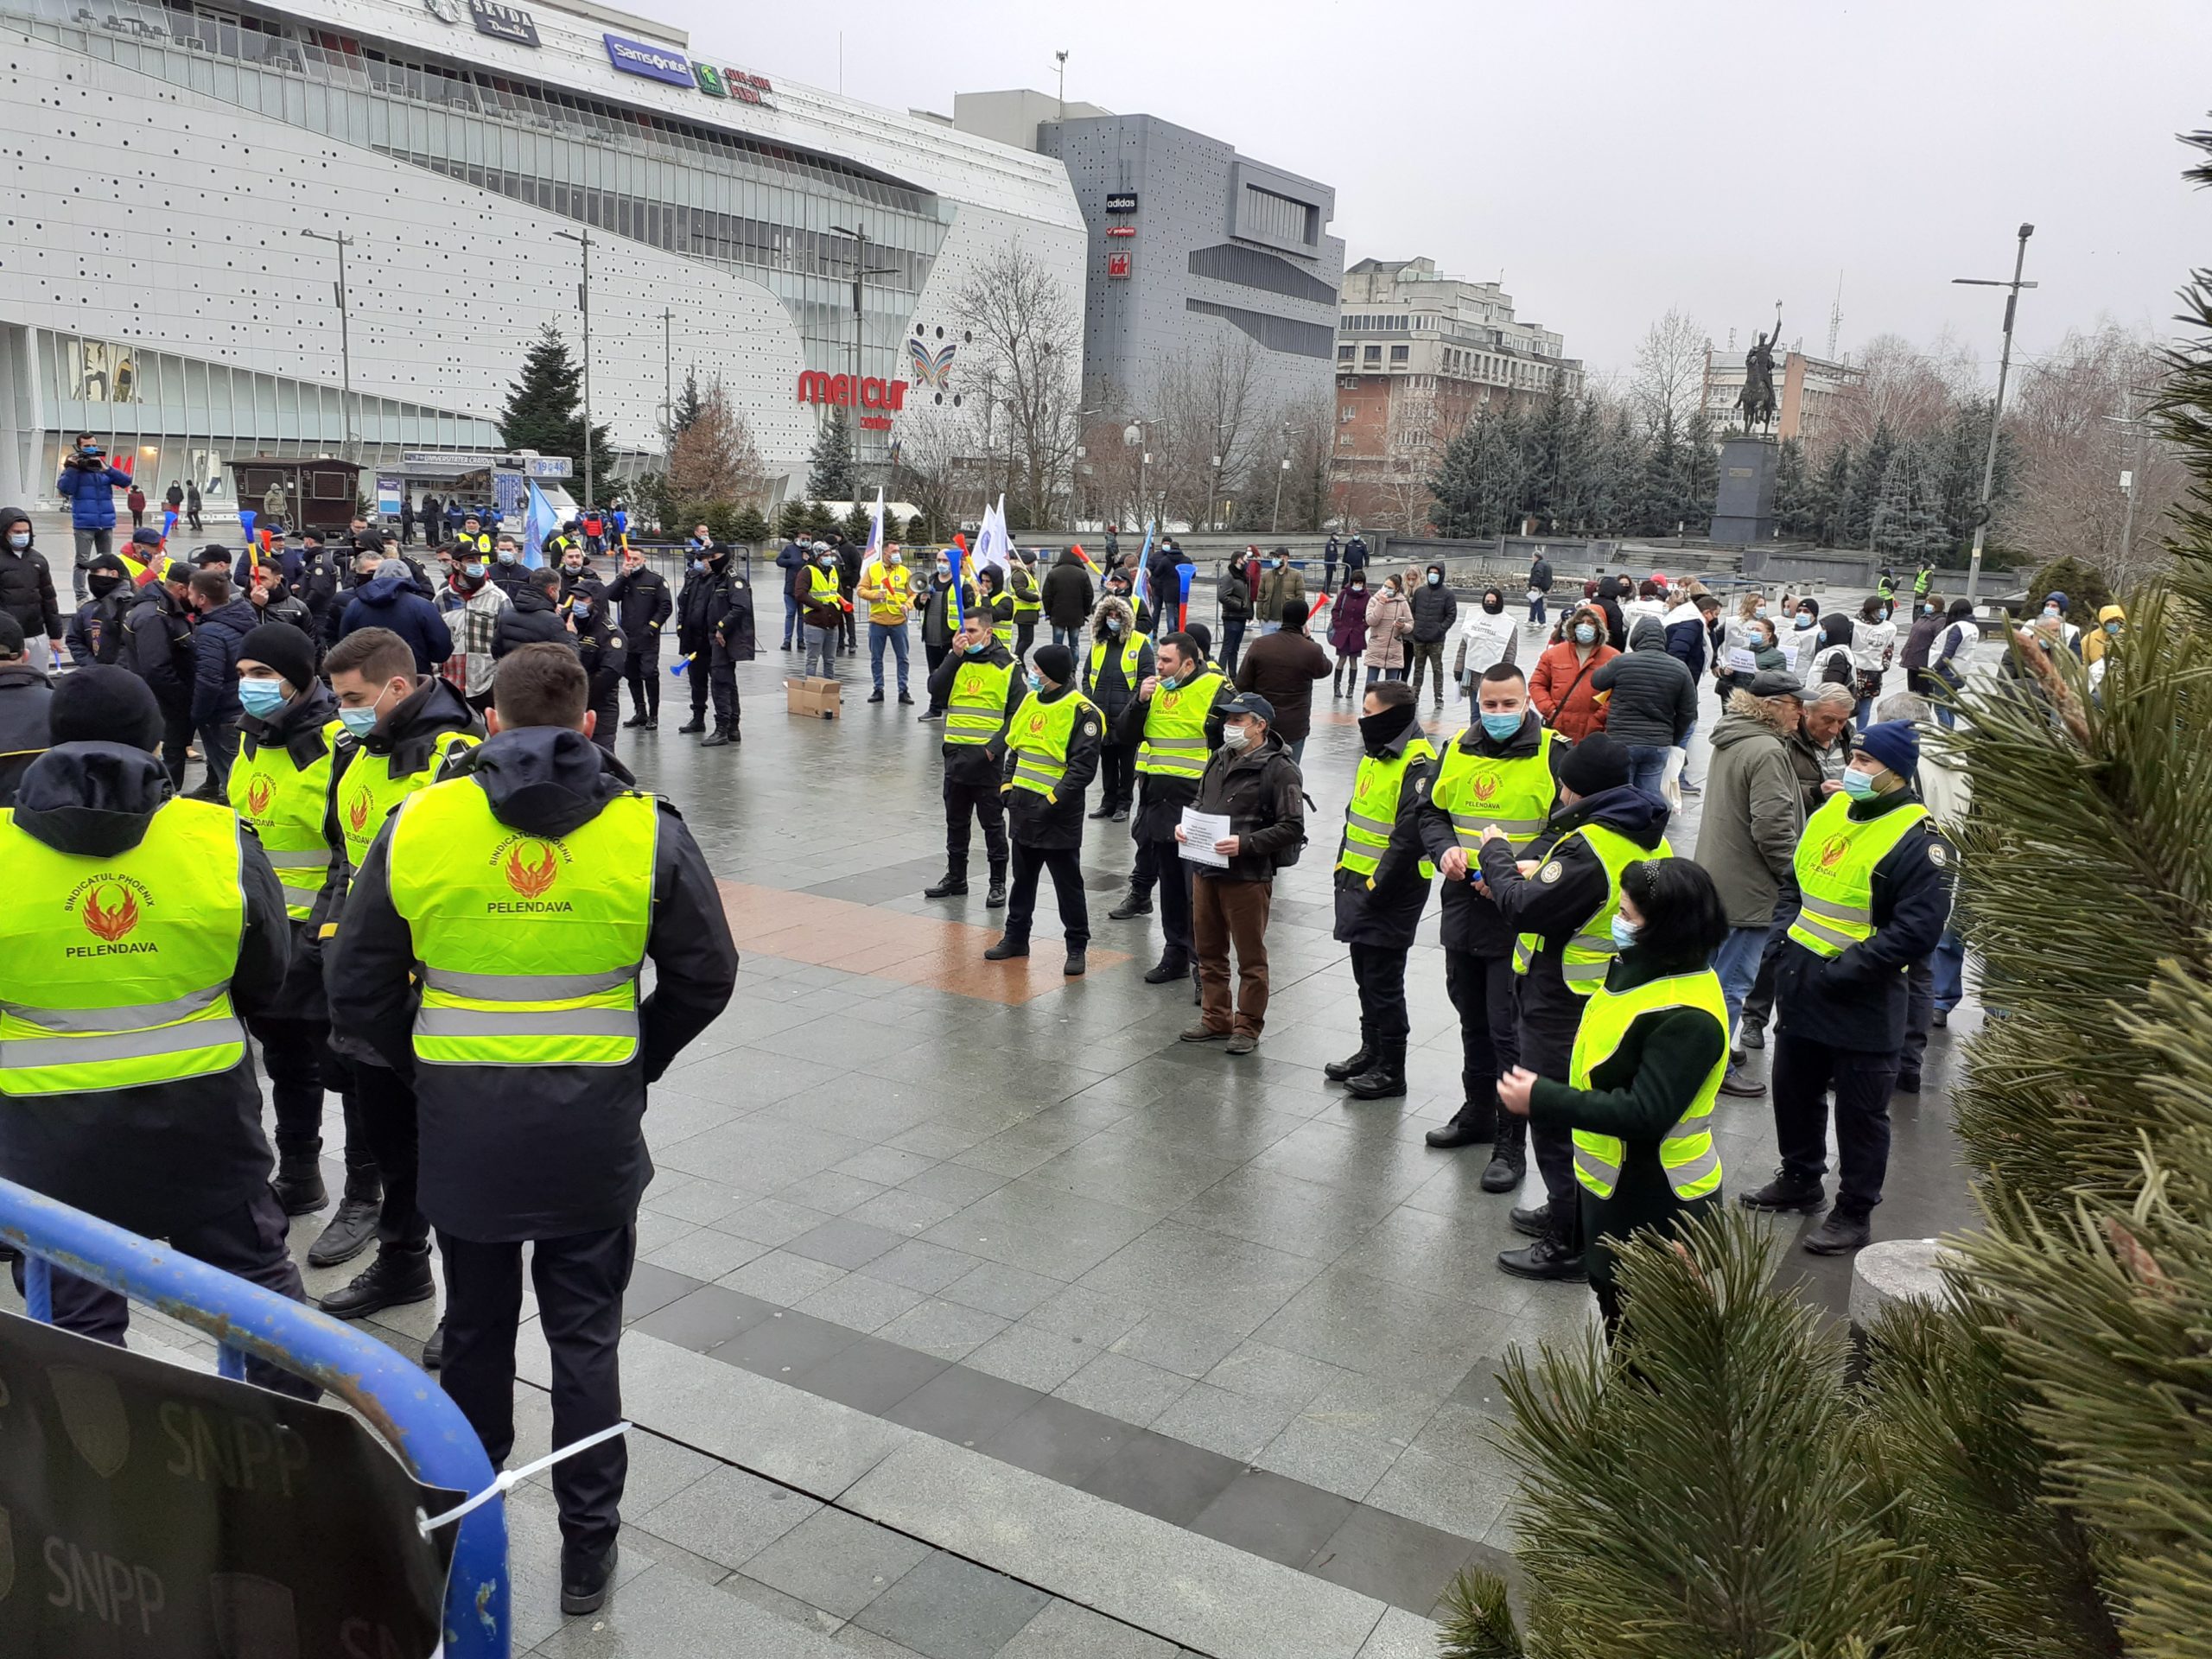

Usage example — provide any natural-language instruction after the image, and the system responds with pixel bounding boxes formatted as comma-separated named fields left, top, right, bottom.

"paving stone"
left=1253, top=1268, right=1508, bottom=1395
left=712, top=1307, right=865, bottom=1380
left=1200, top=1339, right=1352, bottom=1408
left=962, top=1321, right=1097, bottom=1392
left=849, top=1551, right=1053, bottom=1659
left=938, top=1261, right=1065, bottom=1319
left=1077, top=1430, right=1246, bottom=1525
left=844, top=1186, right=963, bottom=1236
left=898, top=1161, right=1013, bottom=1207
left=995, top=1598, right=1180, bottom=1659
left=645, top=1224, right=771, bottom=1282
left=980, top=1396, right=1135, bottom=1485
left=1149, top=1380, right=1300, bottom=1463
left=715, top=1198, right=841, bottom=1248
left=775, top=1170, right=895, bottom=1216
left=1306, top=1503, right=1479, bottom=1615
left=873, top=1297, right=1010, bottom=1363
left=1362, top=1444, right=1516, bottom=1542
left=1299, top=1375, right=1445, bottom=1451
left=794, top=1272, right=930, bottom=1333
left=857, top=1237, right=983, bottom=1295
left=921, top=1179, right=1158, bottom=1280
left=788, top=1217, right=910, bottom=1270
left=621, top=1261, right=704, bottom=1324
left=630, top=1285, right=774, bottom=1353
left=531, top=1560, right=850, bottom=1658
left=1018, top=1284, right=1149, bottom=1349
left=720, top=1249, right=855, bottom=1306
left=1052, top=1351, right=1194, bottom=1428
left=739, top=1509, right=933, bottom=1620
left=798, top=1335, right=954, bottom=1416
left=634, top=1465, right=825, bottom=1568
left=1353, top=1607, right=1446, bottom=1659
left=1107, top=1313, right=1250, bottom=1379
left=884, top=1364, right=1046, bottom=1447
left=1187, top=1468, right=1357, bottom=1570
left=1253, top=1417, right=1402, bottom=1503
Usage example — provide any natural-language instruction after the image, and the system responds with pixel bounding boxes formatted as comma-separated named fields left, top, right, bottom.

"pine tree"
left=775, top=499, right=810, bottom=542
left=1772, top=437, right=1812, bottom=537
left=1430, top=409, right=1529, bottom=539
left=1842, top=420, right=1897, bottom=548
left=806, top=414, right=855, bottom=501
left=671, top=367, right=703, bottom=438
left=1815, top=442, right=1854, bottom=545
left=499, top=323, right=613, bottom=489
left=1869, top=441, right=1954, bottom=563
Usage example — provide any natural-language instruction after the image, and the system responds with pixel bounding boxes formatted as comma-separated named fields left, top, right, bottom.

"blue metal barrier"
left=1, top=1177, right=509, bottom=1656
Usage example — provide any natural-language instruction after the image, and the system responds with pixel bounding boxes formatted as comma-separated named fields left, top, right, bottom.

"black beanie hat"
left=1559, top=731, right=1630, bottom=795
left=1032, top=642, right=1075, bottom=685
left=51, top=665, right=162, bottom=751
left=239, top=621, right=317, bottom=692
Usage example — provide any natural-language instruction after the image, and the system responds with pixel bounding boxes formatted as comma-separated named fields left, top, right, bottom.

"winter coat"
left=1116, top=673, right=1233, bottom=841
left=1217, top=563, right=1255, bottom=623
left=1528, top=637, right=1617, bottom=740
left=328, top=728, right=737, bottom=1240
left=604, top=564, right=672, bottom=648
left=1040, top=553, right=1094, bottom=630
left=1785, top=718, right=1853, bottom=817
left=916, top=574, right=973, bottom=652
left=0, top=514, right=63, bottom=643
left=1342, top=536, right=1369, bottom=572
left=1328, top=585, right=1370, bottom=654
left=1691, top=701, right=1803, bottom=927
left=447, top=579, right=510, bottom=699
left=1234, top=629, right=1332, bottom=744
left=55, top=456, right=136, bottom=531
left=1189, top=730, right=1305, bottom=883
left=66, top=563, right=132, bottom=667
left=569, top=604, right=626, bottom=716
left=1662, top=601, right=1709, bottom=677
left=1255, top=563, right=1306, bottom=627
left=1414, top=712, right=1567, bottom=955
left=930, top=643, right=1026, bottom=788
left=0, top=660, right=54, bottom=807
left=675, top=555, right=728, bottom=658
left=1527, top=558, right=1554, bottom=594
left=1363, top=587, right=1414, bottom=668
left=1900, top=613, right=1945, bottom=671
left=340, top=574, right=454, bottom=673
left=1081, top=600, right=1150, bottom=723
left=1408, top=569, right=1458, bottom=644
left=1589, top=617, right=1695, bottom=747
left=189, top=596, right=258, bottom=727
left=1336, top=721, right=1437, bottom=951
left=1452, top=606, right=1519, bottom=687
left=295, top=548, right=347, bottom=644
left=492, top=583, right=575, bottom=659
left=247, top=584, right=315, bottom=645
left=122, top=584, right=197, bottom=715
left=800, top=563, right=845, bottom=631
left=235, top=681, right=342, bottom=1021
left=999, top=686, right=1102, bottom=852
left=0, top=743, right=289, bottom=1239
left=711, top=575, right=757, bottom=663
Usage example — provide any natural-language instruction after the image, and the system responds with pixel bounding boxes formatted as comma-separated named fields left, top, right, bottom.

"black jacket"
left=1080, top=601, right=1149, bottom=723
left=999, top=683, right=1098, bottom=850
left=604, top=564, right=672, bottom=646
left=917, top=573, right=973, bottom=651
left=711, top=574, right=757, bottom=663
left=1477, top=783, right=1672, bottom=1069
left=0, top=660, right=54, bottom=806
left=0, top=744, right=289, bottom=1237
left=1191, top=731, right=1305, bottom=883
left=928, top=642, right=1026, bottom=788
left=675, top=554, right=727, bottom=658
left=1116, top=669, right=1234, bottom=842
left=123, top=583, right=197, bottom=715
left=1408, top=570, right=1458, bottom=644
left=66, top=562, right=134, bottom=667
left=492, top=583, right=575, bottom=658
left=1529, top=559, right=1554, bottom=594
left=1415, top=712, right=1570, bottom=956
left=238, top=681, right=341, bottom=1021
left=571, top=604, right=626, bottom=712
left=1041, top=553, right=1093, bottom=629
left=340, top=575, right=454, bottom=673
left=1773, top=788, right=1953, bottom=1052
left=0, top=512, right=63, bottom=643
left=327, top=728, right=738, bottom=1240
left=1589, top=617, right=1697, bottom=747
left=190, top=596, right=259, bottom=727
left=557, top=562, right=605, bottom=606
left=487, top=556, right=530, bottom=599
left=1335, top=721, right=1436, bottom=950
left=295, top=547, right=347, bottom=644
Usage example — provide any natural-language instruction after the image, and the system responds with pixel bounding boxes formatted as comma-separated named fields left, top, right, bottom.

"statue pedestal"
left=1708, top=434, right=1778, bottom=546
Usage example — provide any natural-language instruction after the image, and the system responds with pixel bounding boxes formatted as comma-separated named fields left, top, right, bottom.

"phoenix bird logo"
left=1471, top=773, right=1498, bottom=803
left=346, top=786, right=372, bottom=834
left=907, top=339, right=957, bottom=391
left=81, top=885, right=140, bottom=943
left=504, top=842, right=559, bottom=899
left=245, top=775, right=273, bottom=817
left=1819, top=834, right=1851, bottom=870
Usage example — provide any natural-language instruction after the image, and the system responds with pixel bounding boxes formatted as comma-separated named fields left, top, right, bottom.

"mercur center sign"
left=797, top=371, right=906, bottom=432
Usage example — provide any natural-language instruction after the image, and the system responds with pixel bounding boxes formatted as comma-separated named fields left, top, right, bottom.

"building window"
left=1337, top=344, right=1353, bottom=362
left=1363, top=345, right=1382, bottom=365
left=1339, top=404, right=1355, bottom=423
left=1240, top=183, right=1317, bottom=246
left=1389, top=345, right=1409, bottom=365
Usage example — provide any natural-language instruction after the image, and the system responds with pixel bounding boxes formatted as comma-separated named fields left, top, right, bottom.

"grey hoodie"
left=1589, top=615, right=1696, bottom=747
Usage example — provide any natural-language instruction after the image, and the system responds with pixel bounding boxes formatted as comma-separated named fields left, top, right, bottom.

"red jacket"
left=1529, top=639, right=1617, bottom=740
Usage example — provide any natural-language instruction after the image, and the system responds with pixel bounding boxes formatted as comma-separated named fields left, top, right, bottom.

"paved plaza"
left=5, top=615, right=1980, bottom=1656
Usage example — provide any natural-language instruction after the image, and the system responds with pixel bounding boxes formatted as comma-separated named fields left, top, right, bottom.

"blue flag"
left=522, top=482, right=561, bottom=569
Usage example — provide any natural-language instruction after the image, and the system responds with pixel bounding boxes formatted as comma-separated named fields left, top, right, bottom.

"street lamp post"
left=831, top=222, right=899, bottom=512
left=300, top=230, right=354, bottom=468
left=552, top=228, right=594, bottom=511
left=1953, top=223, right=2037, bottom=603
left=1272, top=456, right=1290, bottom=533
left=1122, top=418, right=1155, bottom=531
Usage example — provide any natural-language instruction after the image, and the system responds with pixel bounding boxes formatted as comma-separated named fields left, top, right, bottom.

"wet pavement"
left=5, top=610, right=1980, bottom=1657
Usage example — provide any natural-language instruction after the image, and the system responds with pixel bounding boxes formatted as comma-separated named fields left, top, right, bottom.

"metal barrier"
left=0, top=1177, right=509, bottom=1657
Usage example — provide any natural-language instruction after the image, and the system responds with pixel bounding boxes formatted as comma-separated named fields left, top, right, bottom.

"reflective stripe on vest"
left=385, top=780, right=656, bottom=1067
left=1007, top=692, right=1096, bottom=799
left=230, top=715, right=342, bottom=919
left=1430, top=728, right=1558, bottom=854
left=945, top=658, right=1016, bottom=747
left=862, top=564, right=912, bottom=623
left=1011, top=569, right=1041, bottom=619
left=336, top=728, right=481, bottom=876
left=1567, top=968, right=1727, bottom=1200
left=0, top=798, right=247, bottom=1096
left=1137, top=671, right=1223, bottom=779
left=1786, top=794, right=1930, bottom=960
left=988, top=596, right=1015, bottom=645
left=1514, top=824, right=1673, bottom=993
left=1338, top=738, right=1437, bottom=880
left=809, top=564, right=842, bottom=604
left=1087, top=632, right=1147, bottom=690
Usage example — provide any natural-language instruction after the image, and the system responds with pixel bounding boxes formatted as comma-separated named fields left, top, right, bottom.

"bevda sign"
left=797, top=371, right=906, bottom=432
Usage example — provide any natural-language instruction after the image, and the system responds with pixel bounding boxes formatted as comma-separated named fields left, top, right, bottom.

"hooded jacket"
left=0, top=658, right=54, bottom=806
left=1408, top=565, right=1458, bottom=644
left=0, top=511, right=63, bottom=644
left=186, top=594, right=257, bottom=727
left=492, top=582, right=575, bottom=658
left=1807, top=613, right=1856, bottom=686
left=123, top=581, right=197, bottom=715
left=1691, top=695, right=1803, bottom=927
left=1081, top=599, right=1151, bottom=721
left=1662, top=599, right=1710, bottom=677
left=676, top=550, right=730, bottom=657
left=326, top=728, right=738, bottom=1239
left=1000, top=682, right=1101, bottom=851
left=1589, top=616, right=1696, bottom=747
left=1414, top=711, right=1570, bottom=956
left=1328, top=582, right=1371, bottom=654
left=0, top=743, right=290, bottom=1236
left=1335, top=712, right=1436, bottom=950
left=1255, top=559, right=1306, bottom=626
left=66, top=555, right=133, bottom=667
left=340, top=572, right=454, bottom=672
left=1041, top=550, right=1095, bottom=630
left=1190, top=728, right=1305, bottom=882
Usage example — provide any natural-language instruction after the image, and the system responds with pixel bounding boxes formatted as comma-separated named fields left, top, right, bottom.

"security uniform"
left=569, top=600, right=627, bottom=755
left=1009, top=560, right=1042, bottom=661
left=997, top=684, right=1102, bottom=955
left=603, top=561, right=672, bottom=727
left=1113, top=664, right=1231, bottom=978
left=1083, top=624, right=1151, bottom=817
left=924, top=641, right=1025, bottom=899
left=1330, top=711, right=1437, bottom=1096
left=859, top=559, right=915, bottom=700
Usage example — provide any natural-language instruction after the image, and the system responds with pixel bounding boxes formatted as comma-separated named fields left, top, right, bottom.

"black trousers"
left=1006, top=842, right=1088, bottom=946
left=687, top=654, right=710, bottom=721
left=1443, top=950, right=1520, bottom=1147
left=923, top=643, right=951, bottom=713
left=1098, top=742, right=1137, bottom=812
left=158, top=706, right=193, bottom=788
left=1014, top=620, right=1035, bottom=664
left=353, top=1060, right=429, bottom=1255
left=1900, top=956, right=1933, bottom=1084
left=1131, top=835, right=1195, bottom=964
left=709, top=645, right=739, bottom=729
left=1771, top=1030, right=1897, bottom=1220
left=251, top=1013, right=345, bottom=1160
left=590, top=690, right=620, bottom=754
left=1348, top=944, right=1410, bottom=1045
left=623, top=645, right=660, bottom=721
left=15, top=1188, right=317, bottom=1401
left=1518, top=977, right=1585, bottom=1247
left=944, top=779, right=1007, bottom=874
left=439, top=1224, right=634, bottom=1553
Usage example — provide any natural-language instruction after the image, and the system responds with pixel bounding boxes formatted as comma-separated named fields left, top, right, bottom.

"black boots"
left=700, top=725, right=739, bottom=747
left=925, top=871, right=968, bottom=899
left=562, top=1541, right=619, bottom=1617
left=1497, top=1236, right=1585, bottom=1281
left=676, top=715, right=706, bottom=734
left=1325, top=1030, right=1375, bottom=1083
left=1740, top=1170, right=1827, bottom=1215
left=1087, top=801, right=1115, bottom=819
left=1481, top=1115, right=1528, bottom=1192
left=1345, top=1042, right=1408, bottom=1100
left=984, top=936, right=1028, bottom=961
left=1109, top=887, right=1154, bottom=920
left=307, top=1163, right=381, bottom=1268
left=316, top=1245, right=435, bottom=1319
left=1064, top=946, right=1087, bottom=976
left=1143, top=953, right=1189, bottom=984
left=986, top=868, right=1007, bottom=909
left=271, top=1142, right=327, bottom=1217
left=1425, top=1099, right=1496, bottom=1149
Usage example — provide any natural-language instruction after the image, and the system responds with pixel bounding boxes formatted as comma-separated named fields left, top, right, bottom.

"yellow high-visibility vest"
left=1787, top=794, right=1930, bottom=960
left=1136, top=671, right=1223, bottom=780
left=1086, top=632, right=1148, bottom=690
left=230, top=715, right=342, bottom=920
left=1514, top=824, right=1673, bottom=993
left=385, top=779, right=657, bottom=1067
left=1338, top=737, right=1437, bottom=880
left=1430, top=728, right=1557, bottom=855
left=0, top=799, right=247, bottom=1096
left=1007, top=691, right=1096, bottom=800
left=1568, top=968, right=1727, bottom=1200
left=334, top=728, right=481, bottom=877
left=945, top=658, right=1016, bottom=748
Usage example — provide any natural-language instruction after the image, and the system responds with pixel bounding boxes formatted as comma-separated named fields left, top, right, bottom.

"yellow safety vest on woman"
left=985, top=592, right=1016, bottom=647
left=1786, top=794, right=1931, bottom=959
left=808, top=563, right=842, bottom=611
left=1567, top=969, right=1727, bottom=1200
left=1086, top=632, right=1148, bottom=693
left=230, top=717, right=343, bottom=919
left=1136, top=670, right=1224, bottom=780
left=1429, top=728, right=1557, bottom=857
left=1007, top=691, right=1096, bottom=801
left=945, top=658, right=1016, bottom=748
left=0, top=799, right=248, bottom=1096
left=1514, top=823, right=1673, bottom=991
left=385, top=781, right=658, bottom=1067
left=1011, top=565, right=1042, bottom=621
left=335, top=728, right=481, bottom=877
left=1338, top=737, right=1437, bottom=880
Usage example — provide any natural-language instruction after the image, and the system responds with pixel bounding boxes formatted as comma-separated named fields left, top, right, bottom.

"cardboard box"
left=785, top=677, right=841, bottom=719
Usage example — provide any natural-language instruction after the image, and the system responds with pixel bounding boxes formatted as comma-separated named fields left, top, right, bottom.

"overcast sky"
left=658, top=0, right=2210, bottom=383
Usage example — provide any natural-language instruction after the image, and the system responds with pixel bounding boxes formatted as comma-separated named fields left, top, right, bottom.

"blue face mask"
left=496, top=548, right=517, bottom=563
left=572, top=601, right=592, bottom=619
left=1480, top=710, right=1523, bottom=741
left=1796, top=613, right=1815, bottom=630
left=1816, top=629, right=1828, bottom=645
left=689, top=558, right=706, bottom=573
left=1573, top=624, right=1598, bottom=645
left=338, top=705, right=380, bottom=739
left=1839, top=768, right=1878, bottom=801
left=963, top=638, right=989, bottom=656
left=1025, top=672, right=1043, bottom=693
left=238, top=678, right=287, bottom=719
left=1754, top=605, right=1769, bottom=620
left=1610, top=913, right=1640, bottom=951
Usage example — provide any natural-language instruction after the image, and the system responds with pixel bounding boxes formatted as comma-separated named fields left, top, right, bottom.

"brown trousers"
left=1193, top=874, right=1273, bottom=1037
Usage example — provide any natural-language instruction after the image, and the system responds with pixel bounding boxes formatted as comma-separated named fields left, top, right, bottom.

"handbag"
left=1541, top=656, right=1600, bottom=729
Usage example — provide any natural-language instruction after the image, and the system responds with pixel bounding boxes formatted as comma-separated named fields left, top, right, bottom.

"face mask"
left=1427, top=573, right=1442, bottom=587
left=2044, top=606, right=2062, bottom=621
left=563, top=561, right=583, bottom=574
left=963, top=638, right=989, bottom=656
left=338, top=705, right=381, bottom=739
left=1816, top=629, right=1828, bottom=645
left=888, top=553, right=903, bottom=566
left=689, top=558, right=706, bottom=573
left=88, top=573, right=121, bottom=598
left=464, top=562, right=486, bottom=580
left=1482, top=597, right=1503, bottom=614
left=1157, top=672, right=1179, bottom=692
left=238, top=678, right=288, bottom=718
left=1262, top=560, right=1278, bottom=571
left=1609, top=914, right=1639, bottom=951
left=1573, top=624, right=1598, bottom=645
left=2105, top=620, right=2122, bottom=635
left=572, top=601, right=592, bottom=619
left=497, top=548, right=517, bottom=563
left=1105, top=618, right=1122, bottom=633
left=1349, top=582, right=1363, bottom=594
left=1025, top=672, right=1043, bottom=693
left=1754, top=605, right=1769, bottom=620
left=1796, top=613, right=1815, bottom=630
left=1480, top=710, right=1523, bottom=741
left=1222, top=724, right=1252, bottom=751
left=1840, top=768, right=1879, bottom=801
left=937, top=564, right=952, bottom=579
left=6, top=532, right=27, bottom=550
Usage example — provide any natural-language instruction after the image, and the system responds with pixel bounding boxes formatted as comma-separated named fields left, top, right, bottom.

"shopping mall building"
left=0, top=0, right=1084, bottom=513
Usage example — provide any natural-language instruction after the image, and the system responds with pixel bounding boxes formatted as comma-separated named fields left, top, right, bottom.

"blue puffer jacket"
left=339, top=573, right=454, bottom=673
left=56, top=458, right=137, bottom=532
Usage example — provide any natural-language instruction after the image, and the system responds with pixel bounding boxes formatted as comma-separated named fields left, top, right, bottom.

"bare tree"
left=668, top=379, right=768, bottom=507
left=1152, top=335, right=1270, bottom=530
left=953, top=244, right=1084, bottom=532
left=1630, top=308, right=1710, bottom=434
left=889, top=411, right=971, bottom=543
left=1827, top=332, right=1963, bottom=451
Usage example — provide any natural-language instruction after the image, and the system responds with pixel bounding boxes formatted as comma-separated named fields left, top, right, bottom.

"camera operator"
left=55, top=434, right=136, bottom=605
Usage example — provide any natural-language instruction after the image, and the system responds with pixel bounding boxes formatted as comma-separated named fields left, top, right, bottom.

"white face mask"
left=1223, top=723, right=1253, bottom=751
